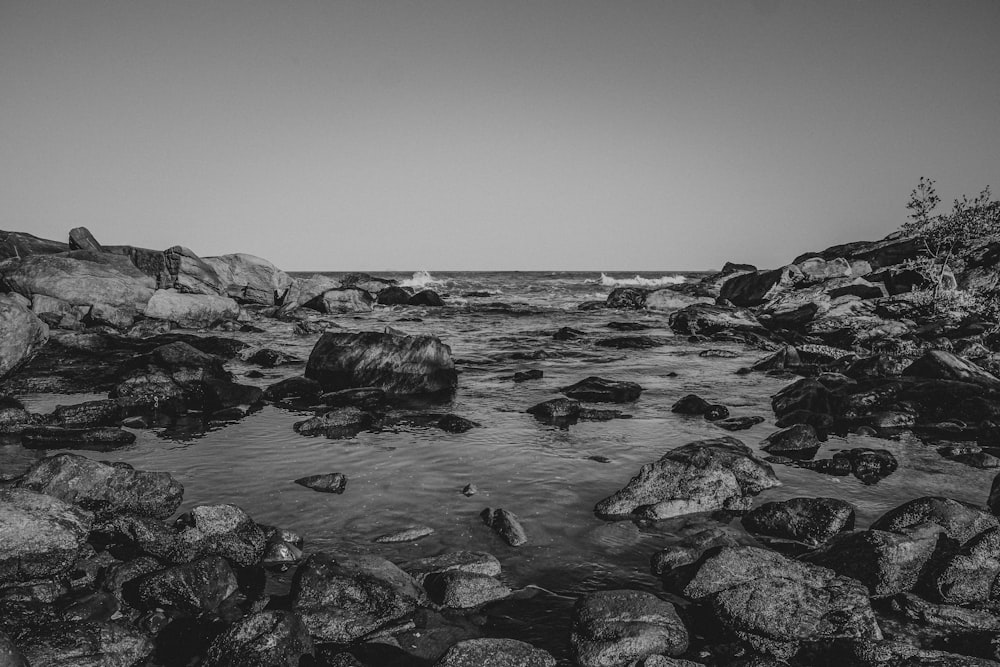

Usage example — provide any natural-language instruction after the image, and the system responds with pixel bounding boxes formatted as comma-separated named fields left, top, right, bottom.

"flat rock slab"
left=560, top=376, right=643, bottom=403
left=433, top=638, right=556, bottom=667
left=294, top=473, right=347, bottom=494
left=742, top=497, right=855, bottom=547
left=374, top=526, right=434, bottom=543
left=20, top=426, right=136, bottom=451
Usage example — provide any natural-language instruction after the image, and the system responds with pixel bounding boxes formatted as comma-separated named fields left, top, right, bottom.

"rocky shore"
left=4, top=225, right=1000, bottom=666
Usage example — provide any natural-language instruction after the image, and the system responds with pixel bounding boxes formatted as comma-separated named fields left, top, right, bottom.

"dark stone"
left=320, top=387, right=387, bottom=410
left=719, top=265, right=803, bottom=307
left=377, top=286, right=414, bottom=305
left=553, top=326, right=585, bottom=341
left=20, top=426, right=136, bottom=451
left=203, top=610, right=313, bottom=667
left=0, top=230, right=68, bottom=259
left=595, top=336, right=665, bottom=349
left=434, top=638, right=556, bottom=667
left=668, top=303, right=765, bottom=337
left=742, top=497, right=855, bottom=546
left=607, top=321, right=650, bottom=331
left=871, top=497, right=1000, bottom=545
left=17, top=621, right=153, bottom=667
left=423, top=571, right=511, bottom=608
left=294, top=473, right=347, bottom=494
left=135, top=556, right=238, bottom=614
left=606, top=287, right=648, bottom=309
left=927, top=526, right=1000, bottom=605
left=760, top=424, right=821, bottom=459
left=902, top=349, right=1000, bottom=388
left=671, top=394, right=712, bottom=415
left=561, top=376, right=642, bottom=403
left=263, top=376, right=323, bottom=402
left=293, top=407, right=374, bottom=437
left=0, top=488, right=92, bottom=582
left=570, top=590, right=689, bottom=667
left=172, top=503, right=267, bottom=567
left=527, top=398, right=581, bottom=425
left=513, top=369, right=543, bottom=382
left=245, top=348, right=298, bottom=368
left=408, top=290, right=445, bottom=307
left=437, top=414, right=480, bottom=433
left=713, top=415, right=765, bottom=431
left=835, top=448, right=898, bottom=484
left=480, top=508, right=528, bottom=546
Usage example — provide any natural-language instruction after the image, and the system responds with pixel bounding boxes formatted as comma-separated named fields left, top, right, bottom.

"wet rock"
left=606, top=287, right=648, bottom=310
left=377, top=285, right=414, bottom=305
left=671, top=394, right=727, bottom=420
left=871, top=497, right=999, bottom=545
left=0, top=253, right=155, bottom=312
left=0, top=295, right=49, bottom=380
left=437, top=414, right=481, bottom=433
left=579, top=408, right=627, bottom=421
left=403, top=551, right=502, bottom=585
left=409, top=289, right=445, bottom=306
left=665, top=546, right=881, bottom=660
left=173, top=504, right=267, bottom=567
left=423, top=571, right=511, bottom=608
left=650, top=527, right=742, bottom=575
left=596, top=336, right=665, bottom=349
left=760, top=424, right=821, bottom=459
left=20, top=425, right=136, bottom=451
left=527, top=398, right=581, bottom=425
left=294, top=473, right=347, bottom=494
left=462, top=484, right=477, bottom=496
left=51, top=399, right=124, bottom=427
left=553, top=326, right=585, bottom=341
left=144, top=289, right=241, bottom=327
left=433, top=638, right=556, bottom=667
left=927, top=526, right=1000, bottom=605
left=306, top=287, right=374, bottom=314
left=836, top=448, right=898, bottom=484
left=0, top=631, right=28, bottom=667
left=607, top=321, right=650, bottom=331
left=0, top=488, right=92, bottom=582
left=306, top=331, right=457, bottom=396
left=561, top=376, right=642, bottom=403
left=263, top=376, right=323, bottom=402
left=771, top=377, right=839, bottom=424
left=203, top=610, right=313, bottom=667
left=263, top=541, right=303, bottom=570
left=571, top=590, right=689, bottom=667
left=699, top=349, right=740, bottom=358
left=594, top=436, right=780, bottom=519
left=290, top=552, right=425, bottom=642
left=18, top=453, right=184, bottom=520
left=668, top=303, right=765, bottom=337
left=320, top=387, right=387, bottom=410
left=513, top=369, right=543, bottom=382
left=202, top=253, right=293, bottom=307
left=374, top=526, right=434, bottom=543
left=293, top=407, right=374, bottom=437
left=481, top=508, right=528, bottom=546
left=713, top=415, right=765, bottom=431
left=903, top=350, right=1000, bottom=388
left=719, top=265, right=804, bottom=307
left=110, top=340, right=233, bottom=406
left=164, top=245, right=226, bottom=295
left=17, top=620, right=153, bottom=667
left=741, top=497, right=855, bottom=547
left=136, top=555, right=238, bottom=614
left=245, top=348, right=298, bottom=368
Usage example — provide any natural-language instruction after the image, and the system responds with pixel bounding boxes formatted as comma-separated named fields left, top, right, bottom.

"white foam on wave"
left=400, top=270, right=445, bottom=288
left=589, top=273, right=687, bottom=287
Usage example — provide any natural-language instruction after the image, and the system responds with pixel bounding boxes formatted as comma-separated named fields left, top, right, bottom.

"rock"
left=377, top=286, right=413, bottom=305
left=135, top=555, right=238, bottom=614
left=665, top=546, right=881, bottom=660
left=719, top=265, right=804, bottom=307
left=0, top=254, right=155, bottom=312
left=144, top=289, right=241, bottom=327
left=305, top=331, right=457, bottom=396
left=513, top=369, right=543, bottom=382
left=741, top=497, right=855, bottom=546
left=0, top=229, right=68, bottom=259
left=903, top=350, right=1000, bottom=388
left=527, top=398, right=581, bottom=425
left=163, top=245, right=225, bottom=295
left=409, top=290, right=445, bottom=306
left=760, top=424, right=821, bottom=459
left=0, top=488, right=92, bottom=582
left=668, top=303, right=765, bottom=337
left=713, top=416, right=765, bottom=431
left=374, top=526, right=434, bottom=543
left=433, top=638, right=556, bottom=667
left=0, top=297, right=48, bottom=381
left=294, top=473, right=347, bottom=494
left=594, top=436, right=780, bottom=519
left=871, top=497, right=1000, bottom=545
left=320, top=387, right=387, bottom=410
left=20, top=426, right=136, bottom=451
left=110, top=341, right=234, bottom=406
left=671, top=394, right=726, bottom=419
left=645, top=288, right=712, bottom=311
left=805, top=523, right=944, bottom=597
left=278, top=274, right=341, bottom=313
left=836, top=448, right=898, bottom=484
left=173, top=504, right=267, bottom=567
left=462, top=484, right=477, bottom=496
left=204, top=610, right=313, bottom=667
left=294, top=407, right=373, bottom=437
left=67, top=226, right=103, bottom=251
left=796, top=257, right=853, bottom=282
left=18, top=453, right=184, bottom=520
left=423, top=571, right=511, bottom=608
left=595, top=336, right=665, bottom=349
left=433, top=414, right=478, bottom=433
left=0, top=631, right=28, bottom=667
left=927, top=526, right=1000, bottom=604
left=290, top=552, right=425, bottom=643
left=698, top=349, right=739, bottom=358
left=826, top=278, right=886, bottom=300
left=988, top=473, right=1000, bottom=515
left=306, top=287, right=374, bottom=314
left=17, top=621, right=153, bottom=667
left=403, top=551, right=502, bottom=584
left=244, top=348, right=298, bottom=367
left=571, top=590, right=689, bottom=667
left=263, top=376, right=323, bottom=402
left=868, top=265, right=938, bottom=295
left=561, top=376, right=642, bottom=403
left=606, top=287, right=647, bottom=309
left=339, top=272, right=397, bottom=294
left=480, top=508, right=528, bottom=546
left=553, top=326, right=585, bottom=341
left=202, top=253, right=292, bottom=306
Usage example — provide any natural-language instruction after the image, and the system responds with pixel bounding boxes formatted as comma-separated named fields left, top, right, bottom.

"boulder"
left=433, top=638, right=556, bottom=667
left=0, top=230, right=68, bottom=259
left=594, top=436, right=780, bottom=519
left=423, top=571, right=511, bottom=608
left=339, top=272, right=396, bottom=293
left=645, top=288, right=712, bottom=311
left=0, top=294, right=49, bottom=379
left=927, top=526, right=1000, bottom=604
left=805, top=523, right=944, bottom=597
left=291, top=552, right=426, bottom=642
left=18, top=453, right=184, bottom=520
left=67, top=226, right=103, bottom=251
left=305, top=331, right=457, bottom=396
left=173, top=504, right=267, bottom=567
left=308, top=287, right=374, bottom=314
left=144, top=289, right=241, bottom=327
left=871, top=497, right=999, bottom=545
left=409, top=290, right=445, bottom=306
left=263, top=376, right=323, bottom=402
left=668, top=304, right=764, bottom=336
left=17, top=621, right=153, bottom=667
left=294, top=473, right=347, bottom=494
left=570, top=590, right=689, bottom=667
left=377, top=285, right=413, bottom=305
left=0, top=488, right=92, bottom=582
left=278, top=274, right=341, bottom=313
left=670, top=394, right=728, bottom=420
left=293, top=407, right=373, bottom=437
left=163, top=245, right=225, bottom=295
left=20, top=425, right=136, bottom=451
left=719, top=265, right=804, bottom=307
left=902, top=350, right=1000, bottom=388
left=204, top=610, right=313, bottom=667
left=203, top=253, right=293, bottom=306
left=481, top=508, right=528, bottom=546
left=111, top=340, right=233, bottom=406
left=374, top=526, right=435, bottom=543
left=403, top=551, right=502, bottom=585
left=758, top=286, right=831, bottom=330
left=135, top=556, right=238, bottom=614
left=561, top=376, right=642, bottom=403
left=826, top=278, right=886, bottom=300
left=760, top=424, right=821, bottom=459
left=796, top=257, right=853, bottom=282
left=741, top=497, right=855, bottom=546
left=0, top=254, right=154, bottom=312
left=605, top=287, right=647, bottom=309
left=527, top=398, right=581, bottom=424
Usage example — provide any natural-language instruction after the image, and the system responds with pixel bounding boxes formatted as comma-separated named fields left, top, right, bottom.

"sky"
left=2, top=1, right=999, bottom=272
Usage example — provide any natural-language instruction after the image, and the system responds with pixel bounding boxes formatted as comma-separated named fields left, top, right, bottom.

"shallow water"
left=12, top=271, right=998, bottom=663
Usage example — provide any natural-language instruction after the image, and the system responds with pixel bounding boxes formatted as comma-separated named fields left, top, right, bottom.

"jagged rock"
left=0, top=254, right=155, bottom=312
left=561, top=376, right=642, bottom=403
left=0, top=488, right=92, bottom=582
left=835, top=448, right=898, bottom=484
left=903, top=350, right=1000, bottom=388
left=135, top=556, right=238, bottom=614
left=291, top=552, right=426, bottom=642
left=305, top=331, right=457, bottom=396
left=294, top=473, right=347, bottom=494
left=173, top=504, right=267, bottom=567
left=67, top=226, right=103, bottom=251
left=403, top=551, right=502, bottom=585
left=481, top=508, right=528, bottom=546
left=163, top=245, right=225, bottom=295
left=110, top=340, right=241, bottom=409
left=203, top=610, right=313, bottom=667
left=423, top=571, right=511, bottom=608
left=719, top=265, right=804, bottom=307
left=668, top=304, right=765, bottom=336
left=409, top=290, right=445, bottom=306
left=796, top=257, right=853, bottom=282
left=17, top=620, right=153, bottom=667
left=742, top=497, right=855, bottom=546
left=571, top=590, right=689, bottom=667
left=760, top=424, right=821, bottom=459
left=871, top=497, right=999, bottom=545
left=293, top=408, right=373, bottom=437
left=594, top=437, right=780, bottom=519
left=144, top=289, right=241, bottom=327
left=18, top=453, right=183, bottom=520
left=433, top=638, right=556, bottom=667
left=606, top=287, right=647, bottom=309
left=278, top=275, right=341, bottom=314
left=202, top=253, right=292, bottom=306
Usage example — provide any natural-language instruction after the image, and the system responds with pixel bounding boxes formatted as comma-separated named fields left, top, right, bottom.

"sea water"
left=16, top=270, right=995, bottom=664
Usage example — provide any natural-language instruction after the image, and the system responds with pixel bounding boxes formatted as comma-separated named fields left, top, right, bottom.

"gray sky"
left=2, top=1, right=998, bottom=271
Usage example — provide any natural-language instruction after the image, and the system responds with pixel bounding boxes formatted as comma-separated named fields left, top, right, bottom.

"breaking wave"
left=400, top=270, right=445, bottom=289
left=589, top=273, right=687, bottom=287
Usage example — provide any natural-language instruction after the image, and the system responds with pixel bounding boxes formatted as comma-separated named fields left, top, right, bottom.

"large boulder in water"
left=163, top=245, right=225, bottom=295
left=305, top=331, right=457, bottom=396
left=144, top=289, right=241, bottom=327
left=278, top=274, right=341, bottom=313
left=594, top=436, right=780, bottom=519
left=719, top=265, right=804, bottom=307
left=605, top=287, right=647, bottom=309
left=306, top=287, right=374, bottom=313
left=203, top=253, right=293, bottom=306
left=668, top=303, right=764, bottom=336
left=0, top=488, right=93, bottom=582
left=0, top=294, right=48, bottom=379
left=0, top=254, right=154, bottom=312
left=18, top=453, right=184, bottom=520
left=570, top=590, right=688, bottom=667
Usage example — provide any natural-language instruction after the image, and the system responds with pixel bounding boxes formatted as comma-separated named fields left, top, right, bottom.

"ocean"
left=17, top=270, right=995, bottom=664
